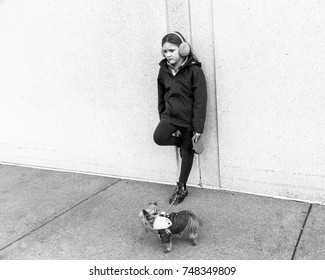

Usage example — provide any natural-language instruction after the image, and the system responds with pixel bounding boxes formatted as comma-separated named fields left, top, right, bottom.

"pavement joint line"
left=291, top=203, right=313, bottom=260
left=0, top=178, right=123, bottom=253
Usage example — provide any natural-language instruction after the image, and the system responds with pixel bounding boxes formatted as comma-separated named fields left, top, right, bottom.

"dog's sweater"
left=157, top=211, right=190, bottom=244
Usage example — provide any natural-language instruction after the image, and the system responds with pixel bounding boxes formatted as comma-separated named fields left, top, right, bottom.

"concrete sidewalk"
left=0, top=164, right=324, bottom=260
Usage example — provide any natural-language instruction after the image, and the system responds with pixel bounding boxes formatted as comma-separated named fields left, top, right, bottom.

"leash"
left=169, top=133, right=202, bottom=216
left=197, top=154, right=203, bottom=187
left=165, top=199, right=175, bottom=215
left=175, top=131, right=181, bottom=182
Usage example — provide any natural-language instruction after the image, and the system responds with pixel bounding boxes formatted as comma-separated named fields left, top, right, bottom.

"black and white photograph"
left=0, top=0, right=324, bottom=279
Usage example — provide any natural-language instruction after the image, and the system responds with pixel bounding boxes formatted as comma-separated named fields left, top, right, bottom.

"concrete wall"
left=1, top=0, right=324, bottom=203
left=213, top=0, right=325, bottom=203
left=0, top=0, right=219, bottom=188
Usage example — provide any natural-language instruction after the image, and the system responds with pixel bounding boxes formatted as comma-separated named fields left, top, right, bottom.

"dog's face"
left=143, top=201, right=159, bottom=223
left=139, top=202, right=160, bottom=230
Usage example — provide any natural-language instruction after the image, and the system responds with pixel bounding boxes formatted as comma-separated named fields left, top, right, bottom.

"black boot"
left=169, top=181, right=188, bottom=204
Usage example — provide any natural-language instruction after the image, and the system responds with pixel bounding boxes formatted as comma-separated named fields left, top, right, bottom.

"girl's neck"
left=172, top=58, right=184, bottom=70
left=167, top=57, right=188, bottom=76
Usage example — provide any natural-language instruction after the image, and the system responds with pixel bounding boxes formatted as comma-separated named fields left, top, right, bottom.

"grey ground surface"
left=0, top=164, right=324, bottom=260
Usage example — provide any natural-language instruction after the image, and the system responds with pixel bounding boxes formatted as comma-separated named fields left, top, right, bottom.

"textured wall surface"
left=0, top=0, right=172, bottom=181
left=1, top=0, right=325, bottom=202
left=213, top=0, right=325, bottom=203
left=0, top=0, right=219, bottom=188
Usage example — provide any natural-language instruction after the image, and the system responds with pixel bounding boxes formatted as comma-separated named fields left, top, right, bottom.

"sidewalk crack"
left=0, top=178, right=123, bottom=252
left=291, top=204, right=312, bottom=260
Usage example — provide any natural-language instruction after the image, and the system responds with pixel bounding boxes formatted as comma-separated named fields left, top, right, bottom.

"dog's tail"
left=179, top=211, right=203, bottom=239
left=188, top=211, right=203, bottom=228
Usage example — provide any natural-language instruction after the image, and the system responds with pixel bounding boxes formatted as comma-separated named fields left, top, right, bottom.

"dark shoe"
left=169, top=182, right=188, bottom=204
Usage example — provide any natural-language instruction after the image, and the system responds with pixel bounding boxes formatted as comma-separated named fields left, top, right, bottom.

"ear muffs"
left=174, top=32, right=191, bottom=57
left=161, top=31, right=191, bottom=57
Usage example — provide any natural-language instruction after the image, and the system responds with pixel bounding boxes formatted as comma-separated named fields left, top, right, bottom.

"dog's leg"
left=163, top=242, right=172, bottom=253
left=189, top=233, right=199, bottom=246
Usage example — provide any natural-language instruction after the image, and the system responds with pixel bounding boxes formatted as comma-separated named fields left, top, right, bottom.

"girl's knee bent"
left=153, top=132, right=162, bottom=145
left=153, top=121, right=177, bottom=146
left=153, top=129, right=167, bottom=145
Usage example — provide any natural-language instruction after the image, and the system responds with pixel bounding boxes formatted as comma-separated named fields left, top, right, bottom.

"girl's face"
left=162, top=42, right=182, bottom=66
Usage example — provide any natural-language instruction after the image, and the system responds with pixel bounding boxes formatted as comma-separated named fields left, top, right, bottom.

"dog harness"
left=157, top=211, right=191, bottom=244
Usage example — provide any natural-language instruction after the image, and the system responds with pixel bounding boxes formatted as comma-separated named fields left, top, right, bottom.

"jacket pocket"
left=172, top=97, right=192, bottom=122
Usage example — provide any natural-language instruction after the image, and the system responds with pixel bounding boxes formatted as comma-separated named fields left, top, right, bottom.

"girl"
left=153, top=31, right=207, bottom=205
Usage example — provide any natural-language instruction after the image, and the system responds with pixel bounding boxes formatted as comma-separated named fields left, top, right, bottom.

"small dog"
left=139, top=202, right=203, bottom=253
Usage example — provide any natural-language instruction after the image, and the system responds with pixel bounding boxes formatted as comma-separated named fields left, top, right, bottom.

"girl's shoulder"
left=186, top=59, right=206, bottom=81
left=187, top=61, right=205, bottom=77
left=185, top=56, right=202, bottom=70
left=189, top=62, right=203, bottom=72
left=159, top=58, right=168, bottom=67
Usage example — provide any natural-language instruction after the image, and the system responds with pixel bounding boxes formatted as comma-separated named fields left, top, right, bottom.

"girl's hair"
left=161, top=32, right=184, bottom=47
left=161, top=31, right=198, bottom=61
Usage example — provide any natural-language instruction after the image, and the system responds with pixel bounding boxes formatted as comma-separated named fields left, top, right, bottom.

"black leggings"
left=153, top=120, right=194, bottom=185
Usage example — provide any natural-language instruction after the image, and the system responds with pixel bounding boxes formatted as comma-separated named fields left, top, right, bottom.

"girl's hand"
left=192, top=132, right=202, bottom=143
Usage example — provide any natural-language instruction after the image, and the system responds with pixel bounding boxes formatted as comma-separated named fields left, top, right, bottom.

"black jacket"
left=157, top=56, right=207, bottom=133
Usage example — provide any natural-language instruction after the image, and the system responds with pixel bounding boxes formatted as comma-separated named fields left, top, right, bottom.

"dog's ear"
left=153, top=201, right=158, bottom=206
left=142, top=209, right=149, bottom=218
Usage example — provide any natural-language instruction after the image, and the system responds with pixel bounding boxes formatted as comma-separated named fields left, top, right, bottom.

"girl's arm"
left=192, top=67, right=207, bottom=134
left=157, top=75, right=166, bottom=119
